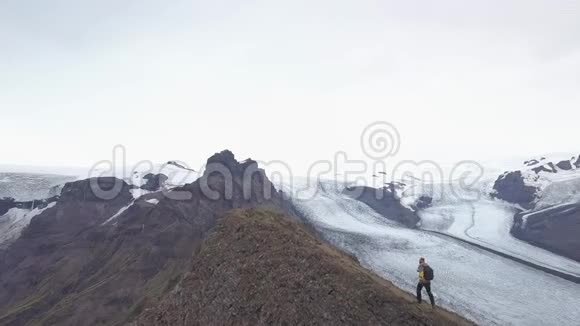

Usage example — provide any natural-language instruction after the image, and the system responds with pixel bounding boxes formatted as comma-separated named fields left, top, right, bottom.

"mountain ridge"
left=134, top=208, right=473, bottom=326
left=0, top=150, right=292, bottom=325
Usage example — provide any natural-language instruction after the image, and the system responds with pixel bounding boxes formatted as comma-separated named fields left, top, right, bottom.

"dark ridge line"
left=422, top=229, right=580, bottom=284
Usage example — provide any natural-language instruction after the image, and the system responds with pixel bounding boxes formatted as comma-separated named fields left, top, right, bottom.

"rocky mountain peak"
left=492, top=171, right=538, bottom=209
left=140, top=173, right=168, bottom=192
left=205, top=150, right=258, bottom=175
left=343, top=186, right=420, bottom=228
left=59, top=177, right=132, bottom=202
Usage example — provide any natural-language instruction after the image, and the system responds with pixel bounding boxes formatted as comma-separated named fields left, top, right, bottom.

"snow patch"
left=102, top=201, right=134, bottom=225
left=126, top=163, right=200, bottom=190
left=130, top=188, right=152, bottom=199
left=0, top=202, right=56, bottom=248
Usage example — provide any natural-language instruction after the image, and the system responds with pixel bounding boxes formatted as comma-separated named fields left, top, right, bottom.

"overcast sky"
left=1, top=0, right=579, bottom=173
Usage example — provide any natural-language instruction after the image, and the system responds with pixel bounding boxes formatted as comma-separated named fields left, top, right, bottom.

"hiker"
left=416, top=257, right=435, bottom=308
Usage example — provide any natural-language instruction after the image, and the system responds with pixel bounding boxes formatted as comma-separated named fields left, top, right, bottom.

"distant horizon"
left=1, top=148, right=578, bottom=180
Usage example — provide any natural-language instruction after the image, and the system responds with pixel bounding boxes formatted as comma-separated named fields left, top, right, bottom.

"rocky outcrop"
left=512, top=203, right=580, bottom=262
left=140, top=173, right=168, bottom=191
left=413, top=195, right=433, bottom=210
left=524, top=159, right=540, bottom=166
left=134, top=208, right=473, bottom=326
left=0, top=150, right=294, bottom=326
left=521, top=157, right=577, bottom=175
left=492, top=171, right=538, bottom=209
left=59, top=176, right=133, bottom=202
left=343, top=186, right=420, bottom=228
left=556, top=160, right=573, bottom=171
left=491, top=155, right=580, bottom=261
left=0, top=198, right=16, bottom=216
left=532, top=162, right=557, bottom=174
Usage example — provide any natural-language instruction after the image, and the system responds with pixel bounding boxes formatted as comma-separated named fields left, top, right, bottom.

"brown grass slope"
left=135, top=208, right=473, bottom=326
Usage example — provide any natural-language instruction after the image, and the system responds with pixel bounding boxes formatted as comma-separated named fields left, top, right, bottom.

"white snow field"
left=284, top=179, right=580, bottom=326
left=0, top=172, right=77, bottom=201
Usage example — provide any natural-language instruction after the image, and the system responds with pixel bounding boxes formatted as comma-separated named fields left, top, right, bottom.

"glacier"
left=284, top=179, right=580, bottom=326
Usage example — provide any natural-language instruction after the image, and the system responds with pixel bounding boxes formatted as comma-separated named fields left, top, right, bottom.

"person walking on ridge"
left=416, top=257, right=435, bottom=308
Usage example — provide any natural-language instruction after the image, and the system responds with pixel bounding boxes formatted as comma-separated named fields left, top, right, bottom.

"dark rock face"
left=134, top=209, right=472, bottom=326
left=556, top=160, right=573, bottom=171
left=0, top=198, right=16, bottom=216
left=0, top=179, right=134, bottom=301
left=512, top=203, right=580, bottom=262
left=413, top=196, right=433, bottom=210
left=140, top=173, right=168, bottom=191
left=343, top=186, right=420, bottom=228
left=205, top=149, right=257, bottom=175
left=495, top=155, right=580, bottom=262
left=492, top=171, right=537, bottom=209
left=0, top=150, right=294, bottom=326
left=59, top=176, right=133, bottom=202
left=574, top=156, right=580, bottom=168
left=532, top=163, right=557, bottom=174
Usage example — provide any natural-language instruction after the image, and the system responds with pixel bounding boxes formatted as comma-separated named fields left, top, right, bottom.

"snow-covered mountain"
left=491, top=153, right=580, bottom=262
left=493, top=153, right=580, bottom=208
